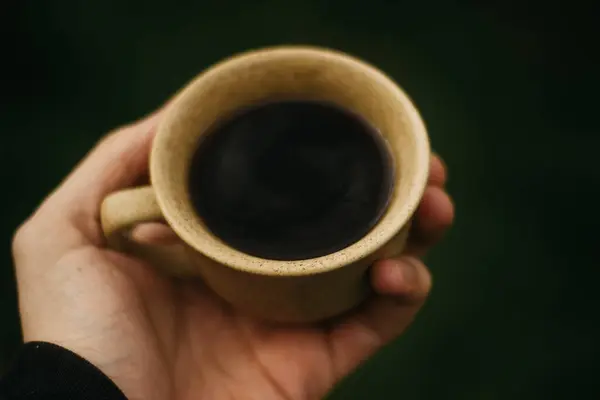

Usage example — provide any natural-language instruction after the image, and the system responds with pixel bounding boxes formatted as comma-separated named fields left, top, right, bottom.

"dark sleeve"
left=0, top=342, right=127, bottom=400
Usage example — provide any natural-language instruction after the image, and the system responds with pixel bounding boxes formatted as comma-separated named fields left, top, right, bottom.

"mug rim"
left=150, top=45, right=430, bottom=276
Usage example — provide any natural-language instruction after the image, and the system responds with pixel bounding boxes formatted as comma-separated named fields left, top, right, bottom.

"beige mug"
left=100, top=46, right=430, bottom=323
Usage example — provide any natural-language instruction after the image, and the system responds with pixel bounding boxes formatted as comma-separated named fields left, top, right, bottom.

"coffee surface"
left=189, top=100, right=393, bottom=260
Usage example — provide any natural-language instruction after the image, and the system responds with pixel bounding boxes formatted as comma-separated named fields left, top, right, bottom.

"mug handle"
left=100, top=186, right=197, bottom=277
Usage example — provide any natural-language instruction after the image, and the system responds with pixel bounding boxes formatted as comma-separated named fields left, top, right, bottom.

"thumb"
left=52, top=109, right=163, bottom=210
left=15, top=108, right=166, bottom=257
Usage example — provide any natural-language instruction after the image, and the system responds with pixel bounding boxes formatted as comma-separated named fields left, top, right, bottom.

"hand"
left=12, top=109, right=454, bottom=400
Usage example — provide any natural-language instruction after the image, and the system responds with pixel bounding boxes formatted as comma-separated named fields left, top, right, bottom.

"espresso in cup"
left=188, top=100, right=394, bottom=261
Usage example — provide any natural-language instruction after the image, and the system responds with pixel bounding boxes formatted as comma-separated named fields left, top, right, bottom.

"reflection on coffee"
left=188, top=100, right=394, bottom=260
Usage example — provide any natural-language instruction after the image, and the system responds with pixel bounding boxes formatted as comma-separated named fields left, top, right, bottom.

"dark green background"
left=2, top=1, right=598, bottom=398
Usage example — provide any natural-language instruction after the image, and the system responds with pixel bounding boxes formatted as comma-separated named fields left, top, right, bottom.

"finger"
left=406, top=186, right=454, bottom=256
left=327, top=257, right=431, bottom=377
left=49, top=109, right=163, bottom=212
left=428, top=153, right=447, bottom=187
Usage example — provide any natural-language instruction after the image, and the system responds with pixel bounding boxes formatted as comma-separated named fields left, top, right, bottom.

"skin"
left=11, top=108, right=454, bottom=400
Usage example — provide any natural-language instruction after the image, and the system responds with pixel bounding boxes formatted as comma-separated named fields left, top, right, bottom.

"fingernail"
left=396, top=257, right=418, bottom=288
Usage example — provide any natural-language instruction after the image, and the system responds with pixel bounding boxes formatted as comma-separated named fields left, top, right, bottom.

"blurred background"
left=2, top=1, right=598, bottom=398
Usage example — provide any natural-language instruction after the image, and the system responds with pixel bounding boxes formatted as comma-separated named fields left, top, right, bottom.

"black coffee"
left=188, top=100, right=393, bottom=260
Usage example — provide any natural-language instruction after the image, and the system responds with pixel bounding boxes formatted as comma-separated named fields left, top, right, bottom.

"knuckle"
left=96, top=122, right=136, bottom=149
left=97, top=127, right=125, bottom=148
left=12, top=219, right=36, bottom=256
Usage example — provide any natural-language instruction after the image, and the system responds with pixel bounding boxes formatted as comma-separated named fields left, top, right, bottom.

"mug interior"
left=151, top=46, right=430, bottom=276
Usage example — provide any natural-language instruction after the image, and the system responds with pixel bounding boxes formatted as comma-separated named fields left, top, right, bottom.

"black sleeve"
left=0, top=342, right=127, bottom=400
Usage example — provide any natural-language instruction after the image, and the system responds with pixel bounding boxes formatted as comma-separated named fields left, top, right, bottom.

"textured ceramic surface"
left=101, top=46, right=430, bottom=323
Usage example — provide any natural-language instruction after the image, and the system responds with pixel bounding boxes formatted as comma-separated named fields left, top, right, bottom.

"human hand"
left=12, top=109, right=454, bottom=400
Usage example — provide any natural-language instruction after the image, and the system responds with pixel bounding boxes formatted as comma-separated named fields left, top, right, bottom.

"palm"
left=58, top=245, right=377, bottom=400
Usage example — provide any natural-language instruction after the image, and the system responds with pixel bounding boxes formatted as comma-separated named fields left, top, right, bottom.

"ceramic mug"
left=100, top=46, right=430, bottom=323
